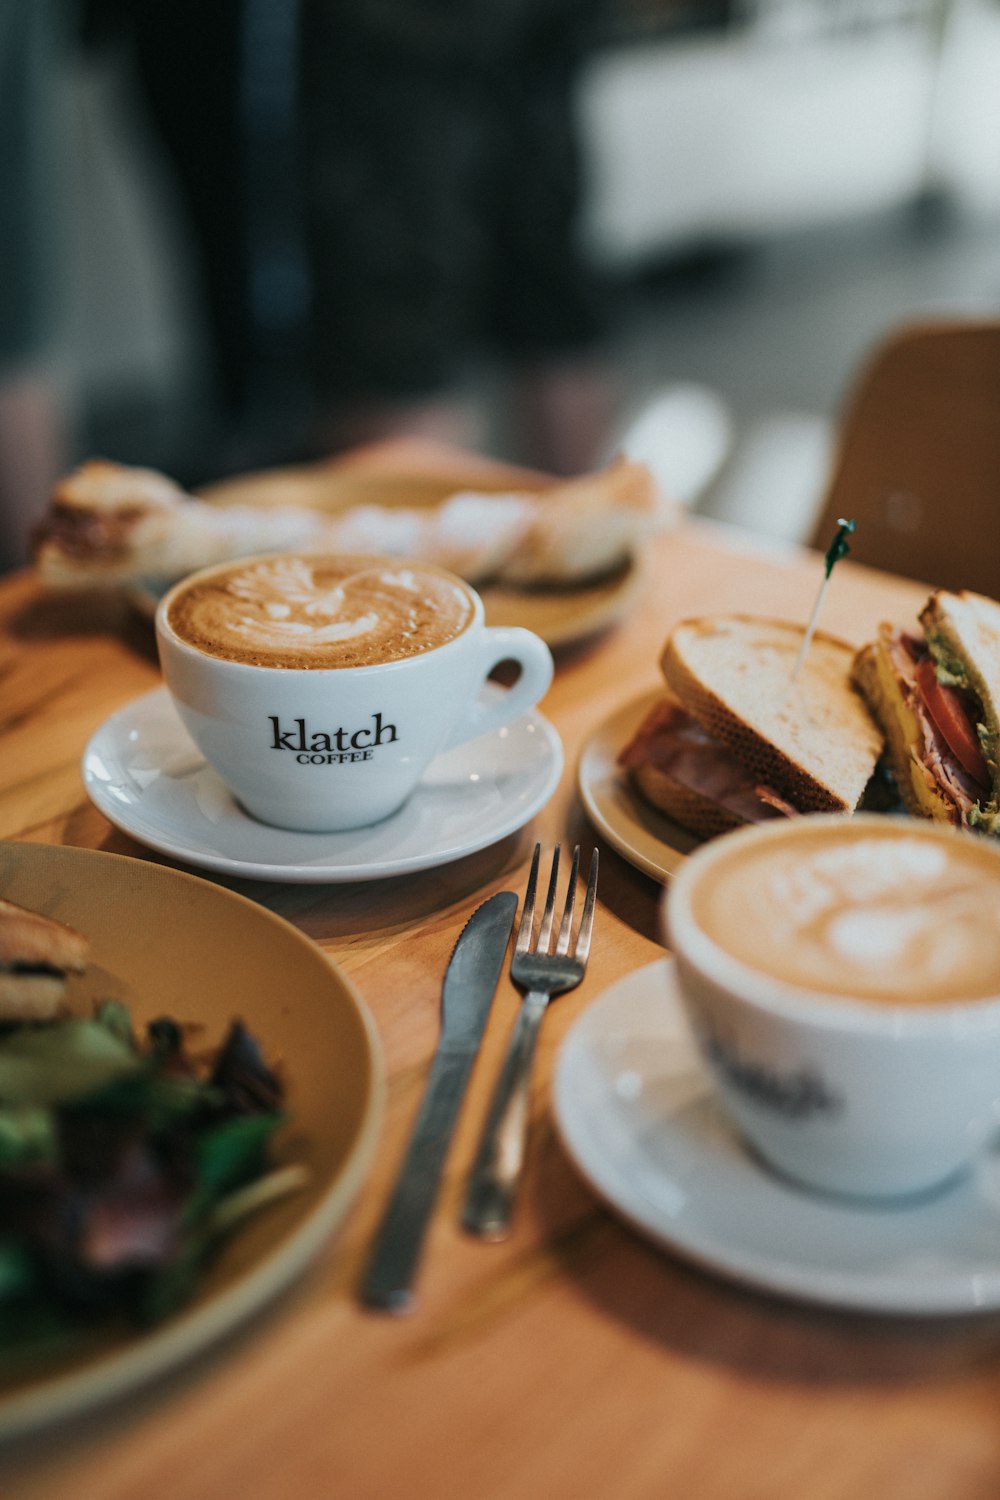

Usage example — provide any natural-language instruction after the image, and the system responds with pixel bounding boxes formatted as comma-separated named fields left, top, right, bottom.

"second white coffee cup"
left=664, top=815, right=1000, bottom=1200
left=155, top=552, right=555, bottom=832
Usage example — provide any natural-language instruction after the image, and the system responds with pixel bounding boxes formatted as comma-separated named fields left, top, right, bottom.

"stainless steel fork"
left=461, top=842, right=598, bottom=1240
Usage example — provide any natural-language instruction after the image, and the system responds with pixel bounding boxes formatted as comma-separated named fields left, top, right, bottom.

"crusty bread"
left=919, top=589, right=1000, bottom=801
left=661, top=616, right=884, bottom=813
left=630, top=760, right=747, bottom=839
left=0, top=897, right=90, bottom=1021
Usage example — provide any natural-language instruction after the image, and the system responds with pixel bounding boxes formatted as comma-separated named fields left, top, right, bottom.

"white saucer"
left=83, top=687, right=563, bottom=882
left=554, top=959, right=1000, bottom=1316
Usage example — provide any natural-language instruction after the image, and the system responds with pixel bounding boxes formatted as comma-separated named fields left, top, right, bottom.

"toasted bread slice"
left=661, top=616, right=884, bottom=814
left=0, top=897, right=90, bottom=1021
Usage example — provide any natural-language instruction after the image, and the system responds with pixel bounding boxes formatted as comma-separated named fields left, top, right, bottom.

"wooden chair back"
left=809, top=319, right=1000, bottom=595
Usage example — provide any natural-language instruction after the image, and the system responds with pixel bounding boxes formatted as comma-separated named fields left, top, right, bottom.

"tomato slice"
left=915, top=656, right=991, bottom=790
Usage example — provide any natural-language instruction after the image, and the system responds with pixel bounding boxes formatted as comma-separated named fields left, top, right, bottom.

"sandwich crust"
left=629, top=761, right=748, bottom=839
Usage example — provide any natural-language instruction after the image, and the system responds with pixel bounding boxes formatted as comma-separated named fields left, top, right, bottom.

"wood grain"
left=3, top=445, right=999, bottom=1500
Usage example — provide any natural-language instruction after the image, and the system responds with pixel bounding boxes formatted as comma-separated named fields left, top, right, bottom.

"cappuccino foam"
left=166, top=554, right=474, bottom=668
left=691, top=822, right=1000, bottom=1005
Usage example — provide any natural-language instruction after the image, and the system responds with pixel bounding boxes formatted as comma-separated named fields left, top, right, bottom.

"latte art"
left=166, top=554, right=475, bottom=668
left=692, top=823, right=1000, bottom=1005
left=227, top=558, right=380, bottom=649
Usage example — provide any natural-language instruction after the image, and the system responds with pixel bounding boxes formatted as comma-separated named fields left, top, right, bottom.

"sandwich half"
left=851, top=588, right=1000, bottom=834
left=620, top=615, right=885, bottom=839
left=0, top=897, right=90, bottom=1020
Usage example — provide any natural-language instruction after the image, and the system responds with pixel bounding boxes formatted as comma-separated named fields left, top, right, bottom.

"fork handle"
left=461, top=990, right=548, bottom=1240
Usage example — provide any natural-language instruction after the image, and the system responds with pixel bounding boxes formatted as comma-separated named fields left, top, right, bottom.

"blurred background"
left=2, top=0, right=999, bottom=570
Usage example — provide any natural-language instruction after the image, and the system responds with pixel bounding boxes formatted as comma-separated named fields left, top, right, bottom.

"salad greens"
left=0, top=1000, right=296, bottom=1351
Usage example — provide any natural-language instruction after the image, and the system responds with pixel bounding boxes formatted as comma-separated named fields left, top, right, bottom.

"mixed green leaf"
left=0, top=1000, right=296, bottom=1355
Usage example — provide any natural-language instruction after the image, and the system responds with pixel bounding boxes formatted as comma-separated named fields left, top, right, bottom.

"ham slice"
left=620, top=697, right=797, bottom=824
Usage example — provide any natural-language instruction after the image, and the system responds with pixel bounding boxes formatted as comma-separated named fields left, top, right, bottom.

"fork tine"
left=515, top=843, right=541, bottom=955
left=536, top=844, right=561, bottom=953
left=555, top=846, right=581, bottom=956
left=573, top=848, right=599, bottom=964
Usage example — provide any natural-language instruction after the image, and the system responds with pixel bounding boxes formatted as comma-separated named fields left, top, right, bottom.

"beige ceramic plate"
left=576, top=690, right=702, bottom=883
left=0, top=842, right=383, bottom=1441
left=188, top=459, right=644, bottom=649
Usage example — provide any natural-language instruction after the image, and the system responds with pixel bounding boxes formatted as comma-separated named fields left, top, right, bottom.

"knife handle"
left=360, top=1049, right=469, bottom=1312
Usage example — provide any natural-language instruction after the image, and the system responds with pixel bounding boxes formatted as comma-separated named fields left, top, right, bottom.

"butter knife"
left=361, top=890, right=517, bottom=1312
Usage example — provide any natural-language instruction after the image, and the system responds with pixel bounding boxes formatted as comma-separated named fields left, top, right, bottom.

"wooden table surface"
left=3, top=461, right=998, bottom=1500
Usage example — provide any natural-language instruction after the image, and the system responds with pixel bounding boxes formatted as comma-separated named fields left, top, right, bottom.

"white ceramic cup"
left=663, top=814, right=1000, bottom=1199
left=155, top=555, right=554, bottom=832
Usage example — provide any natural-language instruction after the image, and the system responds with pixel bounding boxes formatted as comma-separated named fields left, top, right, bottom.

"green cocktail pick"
left=790, top=518, right=857, bottom=684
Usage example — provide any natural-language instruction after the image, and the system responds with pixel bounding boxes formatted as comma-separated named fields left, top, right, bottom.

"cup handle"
left=441, top=628, right=554, bottom=751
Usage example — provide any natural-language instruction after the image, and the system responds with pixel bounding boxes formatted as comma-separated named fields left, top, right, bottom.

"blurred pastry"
left=33, top=455, right=674, bottom=591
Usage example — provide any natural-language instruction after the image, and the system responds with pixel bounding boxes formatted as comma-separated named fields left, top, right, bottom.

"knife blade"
left=360, top=889, right=518, bottom=1312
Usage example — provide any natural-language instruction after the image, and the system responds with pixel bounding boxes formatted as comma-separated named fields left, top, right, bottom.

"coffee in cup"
left=156, top=553, right=555, bottom=832
left=165, top=553, right=475, bottom=669
left=664, top=815, right=1000, bottom=1197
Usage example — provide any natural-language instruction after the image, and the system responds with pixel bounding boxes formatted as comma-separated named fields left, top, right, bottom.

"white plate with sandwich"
left=578, top=613, right=884, bottom=882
